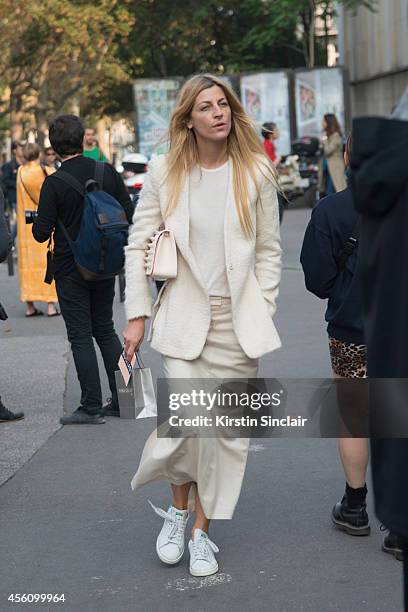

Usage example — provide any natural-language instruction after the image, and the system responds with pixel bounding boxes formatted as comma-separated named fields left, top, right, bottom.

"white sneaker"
left=188, top=528, right=219, bottom=577
left=148, top=500, right=189, bottom=565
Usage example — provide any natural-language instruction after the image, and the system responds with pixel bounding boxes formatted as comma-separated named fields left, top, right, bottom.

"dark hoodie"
left=300, top=182, right=364, bottom=344
left=351, top=117, right=408, bottom=377
left=351, top=116, right=408, bottom=540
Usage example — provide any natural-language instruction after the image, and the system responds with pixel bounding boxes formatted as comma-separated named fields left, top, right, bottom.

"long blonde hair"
left=164, top=74, right=278, bottom=237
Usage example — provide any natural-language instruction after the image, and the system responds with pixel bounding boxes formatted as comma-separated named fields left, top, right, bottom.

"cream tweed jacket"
left=124, top=154, right=282, bottom=360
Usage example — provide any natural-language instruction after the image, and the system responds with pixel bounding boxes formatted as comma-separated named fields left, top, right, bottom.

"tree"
left=0, top=0, right=377, bottom=144
left=0, top=0, right=133, bottom=142
left=240, top=0, right=376, bottom=69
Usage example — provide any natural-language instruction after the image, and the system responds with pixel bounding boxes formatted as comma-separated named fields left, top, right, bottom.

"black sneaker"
left=0, top=399, right=24, bottom=423
left=102, top=398, right=120, bottom=417
left=382, top=531, right=405, bottom=561
left=332, top=495, right=370, bottom=536
left=60, top=408, right=105, bottom=425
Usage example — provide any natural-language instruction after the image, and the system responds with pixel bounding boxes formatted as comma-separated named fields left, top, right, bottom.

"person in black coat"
left=0, top=189, right=24, bottom=422
left=301, top=135, right=375, bottom=538
left=351, top=114, right=408, bottom=610
left=1, top=141, right=24, bottom=210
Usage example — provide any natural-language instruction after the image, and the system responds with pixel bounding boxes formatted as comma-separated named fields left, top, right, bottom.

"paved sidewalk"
left=0, top=263, right=67, bottom=485
left=0, top=208, right=404, bottom=611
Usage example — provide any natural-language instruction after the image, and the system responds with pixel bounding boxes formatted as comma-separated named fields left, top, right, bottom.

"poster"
left=240, top=72, right=291, bottom=155
left=295, top=68, right=346, bottom=138
left=133, top=78, right=182, bottom=158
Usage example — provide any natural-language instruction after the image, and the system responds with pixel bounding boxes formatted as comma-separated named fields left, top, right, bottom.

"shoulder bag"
left=144, top=223, right=177, bottom=281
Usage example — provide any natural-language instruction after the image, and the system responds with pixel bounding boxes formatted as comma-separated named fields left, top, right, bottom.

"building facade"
left=337, top=0, right=408, bottom=116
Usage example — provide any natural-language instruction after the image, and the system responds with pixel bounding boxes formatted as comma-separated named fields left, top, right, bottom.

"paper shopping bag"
left=114, top=353, right=157, bottom=419
left=133, top=365, right=157, bottom=419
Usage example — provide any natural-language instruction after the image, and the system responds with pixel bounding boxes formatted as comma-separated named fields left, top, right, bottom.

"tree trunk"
left=96, top=117, right=111, bottom=162
left=34, top=102, right=48, bottom=148
left=324, top=3, right=330, bottom=66
left=158, top=51, right=167, bottom=77
left=9, top=90, right=24, bottom=141
left=308, top=0, right=316, bottom=68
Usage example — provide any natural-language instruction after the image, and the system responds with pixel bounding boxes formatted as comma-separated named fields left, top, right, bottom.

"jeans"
left=56, top=269, right=122, bottom=415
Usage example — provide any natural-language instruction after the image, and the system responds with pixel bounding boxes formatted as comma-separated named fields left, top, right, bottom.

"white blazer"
left=124, top=154, right=282, bottom=360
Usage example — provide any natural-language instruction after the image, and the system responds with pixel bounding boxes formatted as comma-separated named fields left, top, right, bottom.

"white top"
left=189, top=160, right=230, bottom=297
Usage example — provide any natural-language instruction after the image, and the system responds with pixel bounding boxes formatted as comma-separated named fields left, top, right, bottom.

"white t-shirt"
left=189, top=160, right=230, bottom=297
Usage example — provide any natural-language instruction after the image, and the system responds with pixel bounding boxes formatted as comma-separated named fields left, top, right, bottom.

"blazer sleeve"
left=254, top=175, right=282, bottom=318
left=124, top=158, right=164, bottom=320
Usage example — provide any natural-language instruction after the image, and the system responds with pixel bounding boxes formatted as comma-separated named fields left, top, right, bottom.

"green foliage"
left=0, top=0, right=376, bottom=134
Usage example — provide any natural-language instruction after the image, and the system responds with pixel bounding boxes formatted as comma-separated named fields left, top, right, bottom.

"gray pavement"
left=0, top=264, right=68, bottom=486
left=0, top=206, right=404, bottom=611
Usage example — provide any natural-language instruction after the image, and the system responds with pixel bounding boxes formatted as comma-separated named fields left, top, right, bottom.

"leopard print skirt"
left=328, top=337, right=367, bottom=378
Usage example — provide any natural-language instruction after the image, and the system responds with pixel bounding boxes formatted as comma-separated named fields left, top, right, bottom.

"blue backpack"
left=54, top=162, right=129, bottom=280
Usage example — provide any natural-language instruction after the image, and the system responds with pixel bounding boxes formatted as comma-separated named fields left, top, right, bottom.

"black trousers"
left=56, top=269, right=122, bottom=415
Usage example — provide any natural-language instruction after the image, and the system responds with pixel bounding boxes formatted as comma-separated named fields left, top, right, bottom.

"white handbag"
left=144, top=224, right=177, bottom=281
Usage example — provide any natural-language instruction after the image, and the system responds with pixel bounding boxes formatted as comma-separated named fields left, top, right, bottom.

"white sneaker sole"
left=156, top=540, right=184, bottom=565
left=189, top=562, right=219, bottom=577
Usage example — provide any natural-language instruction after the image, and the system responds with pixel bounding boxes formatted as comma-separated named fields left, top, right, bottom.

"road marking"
left=166, top=573, right=232, bottom=591
left=249, top=444, right=265, bottom=452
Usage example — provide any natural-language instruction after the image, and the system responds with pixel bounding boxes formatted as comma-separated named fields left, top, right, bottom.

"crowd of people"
left=0, top=75, right=407, bottom=607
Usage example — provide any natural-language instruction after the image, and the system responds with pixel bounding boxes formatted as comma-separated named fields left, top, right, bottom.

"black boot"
left=382, top=532, right=405, bottom=561
left=332, top=494, right=370, bottom=536
left=0, top=397, right=24, bottom=423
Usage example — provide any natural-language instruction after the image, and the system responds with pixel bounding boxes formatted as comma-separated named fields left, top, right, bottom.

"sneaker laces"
left=192, top=532, right=219, bottom=561
left=148, top=500, right=187, bottom=547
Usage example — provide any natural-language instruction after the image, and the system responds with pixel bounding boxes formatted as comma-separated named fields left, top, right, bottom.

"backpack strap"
left=94, top=161, right=105, bottom=190
left=337, top=216, right=361, bottom=273
left=51, top=171, right=86, bottom=246
left=53, top=170, right=85, bottom=197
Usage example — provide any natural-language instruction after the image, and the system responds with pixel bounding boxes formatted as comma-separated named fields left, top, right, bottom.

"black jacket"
left=300, top=185, right=364, bottom=344
left=32, top=156, right=133, bottom=278
left=1, top=158, right=20, bottom=205
left=0, top=190, right=12, bottom=263
left=351, top=116, right=408, bottom=538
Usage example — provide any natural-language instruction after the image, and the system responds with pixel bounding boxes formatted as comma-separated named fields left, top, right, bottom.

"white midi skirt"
left=131, top=297, right=259, bottom=519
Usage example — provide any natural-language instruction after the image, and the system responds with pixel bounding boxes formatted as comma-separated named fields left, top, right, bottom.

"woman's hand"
left=123, top=317, right=145, bottom=362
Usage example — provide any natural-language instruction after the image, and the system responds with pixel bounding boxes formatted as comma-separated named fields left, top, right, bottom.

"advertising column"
left=294, top=68, right=348, bottom=138
left=240, top=72, right=292, bottom=155
left=133, top=78, right=183, bottom=158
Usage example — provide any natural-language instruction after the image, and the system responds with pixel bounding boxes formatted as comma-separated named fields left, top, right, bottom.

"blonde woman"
left=16, top=143, right=59, bottom=316
left=123, top=74, right=281, bottom=577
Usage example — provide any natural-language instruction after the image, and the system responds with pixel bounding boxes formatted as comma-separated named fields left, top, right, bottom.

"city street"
left=0, top=204, right=403, bottom=611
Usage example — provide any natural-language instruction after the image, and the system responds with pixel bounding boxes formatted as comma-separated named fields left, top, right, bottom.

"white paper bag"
left=115, top=353, right=157, bottom=419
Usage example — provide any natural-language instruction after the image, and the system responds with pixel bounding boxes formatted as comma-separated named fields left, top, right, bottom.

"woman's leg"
left=47, top=302, right=58, bottom=316
left=338, top=438, right=369, bottom=488
left=171, top=482, right=193, bottom=511
left=330, top=340, right=370, bottom=534
left=26, top=301, right=35, bottom=315
left=192, top=487, right=210, bottom=536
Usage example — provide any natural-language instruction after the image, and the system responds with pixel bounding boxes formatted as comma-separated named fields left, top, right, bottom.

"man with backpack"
left=33, top=115, right=134, bottom=424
